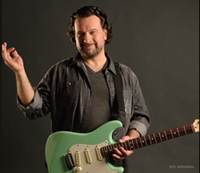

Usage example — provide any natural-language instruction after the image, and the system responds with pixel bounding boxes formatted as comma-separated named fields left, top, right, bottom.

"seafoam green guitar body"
left=45, top=120, right=124, bottom=173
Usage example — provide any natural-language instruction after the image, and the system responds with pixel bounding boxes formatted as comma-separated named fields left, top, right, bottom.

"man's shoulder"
left=43, top=55, right=79, bottom=78
left=117, top=62, right=137, bottom=78
left=50, top=55, right=78, bottom=70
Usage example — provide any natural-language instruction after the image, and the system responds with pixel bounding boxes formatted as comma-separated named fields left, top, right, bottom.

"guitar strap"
left=113, top=62, right=126, bottom=128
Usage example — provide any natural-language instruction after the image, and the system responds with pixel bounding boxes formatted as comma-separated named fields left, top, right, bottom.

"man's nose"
left=83, top=33, right=92, bottom=43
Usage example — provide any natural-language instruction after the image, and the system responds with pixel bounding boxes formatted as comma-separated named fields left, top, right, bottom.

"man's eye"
left=90, top=31, right=96, bottom=34
left=77, top=33, right=84, bottom=37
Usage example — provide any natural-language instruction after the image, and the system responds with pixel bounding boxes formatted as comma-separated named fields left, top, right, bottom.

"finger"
left=114, top=148, right=124, bottom=157
left=2, top=47, right=15, bottom=61
left=2, top=42, right=7, bottom=49
left=119, top=147, right=134, bottom=156
left=2, top=44, right=8, bottom=60
left=2, top=42, right=15, bottom=54
left=112, top=153, right=125, bottom=160
left=2, top=42, right=8, bottom=52
left=119, top=147, right=129, bottom=156
left=119, top=136, right=130, bottom=143
left=11, top=48, right=19, bottom=57
left=2, top=43, right=13, bottom=56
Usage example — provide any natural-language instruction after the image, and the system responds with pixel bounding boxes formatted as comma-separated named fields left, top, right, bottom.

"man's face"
left=74, top=15, right=107, bottom=59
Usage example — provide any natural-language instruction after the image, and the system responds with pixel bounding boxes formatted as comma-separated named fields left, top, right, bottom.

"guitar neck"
left=100, top=123, right=195, bottom=158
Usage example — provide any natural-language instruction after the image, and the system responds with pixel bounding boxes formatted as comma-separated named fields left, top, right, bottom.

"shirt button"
left=68, top=82, right=71, bottom=85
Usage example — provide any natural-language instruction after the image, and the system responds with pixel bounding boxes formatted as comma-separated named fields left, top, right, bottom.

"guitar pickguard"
left=69, top=141, right=119, bottom=173
left=45, top=121, right=124, bottom=173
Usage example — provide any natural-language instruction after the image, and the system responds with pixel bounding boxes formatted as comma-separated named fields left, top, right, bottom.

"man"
left=2, top=6, right=150, bottom=173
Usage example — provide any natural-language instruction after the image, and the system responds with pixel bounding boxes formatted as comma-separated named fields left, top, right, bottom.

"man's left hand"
left=112, top=129, right=140, bottom=160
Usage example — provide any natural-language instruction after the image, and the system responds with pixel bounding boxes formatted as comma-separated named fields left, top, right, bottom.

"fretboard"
left=100, top=123, right=195, bottom=158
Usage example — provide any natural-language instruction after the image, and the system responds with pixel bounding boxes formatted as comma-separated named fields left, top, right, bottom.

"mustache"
left=82, top=43, right=96, bottom=47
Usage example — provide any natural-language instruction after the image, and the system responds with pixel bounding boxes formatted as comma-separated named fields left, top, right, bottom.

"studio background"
left=1, top=0, right=199, bottom=173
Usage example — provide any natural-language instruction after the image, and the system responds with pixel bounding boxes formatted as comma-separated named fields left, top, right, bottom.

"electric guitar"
left=45, top=119, right=199, bottom=173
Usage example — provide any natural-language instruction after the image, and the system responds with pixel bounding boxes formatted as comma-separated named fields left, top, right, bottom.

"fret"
left=191, top=124, right=195, bottom=133
left=185, top=125, right=193, bottom=134
left=141, top=136, right=147, bottom=147
left=100, top=147, right=105, bottom=158
left=101, top=147, right=105, bottom=157
left=145, top=135, right=151, bottom=145
left=107, top=146, right=110, bottom=157
left=164, top=131, right=168, bottom=140
left=171, top=128, right=179, bottom=138
left=178, top=127, right=186, bottom=136
left=124, top=141, right=128, bottom=150
left=159, top=131, right=167, bottom=141
left=130, top=139, right=135, bottom=150
left=158, top=132, right=162, bottom=142
left=117, top=142, right=120, bottom=149
left=143, top=136, right=148, bottom=146
left=154, top=133, right=161, bottom=143
left=108, top=145, right=112, bottom=154
left=153, top=133, right=157, bottom=143
left=111, top=145, right=114, bottom=155
left=148, top=134, right=153, bottom=144
left=183, top=126, right=187, bottom=134
left=137, top=138, right=142, bottom=148
left=176, top=128, right=180, bottom=137
left=126, top=140, right=131, bottom=150
left=169, top=129, right=174, bottom=139
left=134, top=139, right=139, bottom=149
left=127, top=140, right=133, bottom=150
left=113, top=143, right=117, bottom=149
left=139, top=137, right=143, bottom=147
left=166, top=130, right=173, bottom=140
left=149, top=134, right=156, bottom=144
left=102, top=147, right=107, bottom=157
left=105, top=147, right=108, bottom=157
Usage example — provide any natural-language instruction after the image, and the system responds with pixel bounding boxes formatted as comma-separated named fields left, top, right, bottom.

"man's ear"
left=104, top=29, right=108, bottom=41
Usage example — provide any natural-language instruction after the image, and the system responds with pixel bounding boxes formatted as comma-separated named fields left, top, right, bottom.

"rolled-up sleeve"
left=129, top=73, right=150, bottom=136
left=17, top=88, right=50, bottom=120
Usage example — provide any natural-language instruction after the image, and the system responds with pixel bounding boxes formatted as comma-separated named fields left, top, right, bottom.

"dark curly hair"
left=67, top=6, right=113, bottom=44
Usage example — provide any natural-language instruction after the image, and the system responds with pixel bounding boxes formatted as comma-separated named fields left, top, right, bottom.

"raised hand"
left=2, top=42, right=24, bottom=73
left=2, top=42, right=34, bottom=106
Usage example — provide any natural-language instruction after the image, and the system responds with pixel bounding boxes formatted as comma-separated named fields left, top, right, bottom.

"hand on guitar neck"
left=113, top=129, right=140, bottom=160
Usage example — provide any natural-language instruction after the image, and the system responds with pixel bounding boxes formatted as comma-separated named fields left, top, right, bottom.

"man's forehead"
left=74, top=15, right=102, bottom=30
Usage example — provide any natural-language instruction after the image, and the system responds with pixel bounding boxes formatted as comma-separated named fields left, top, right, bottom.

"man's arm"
left=2, top=42, right=34, bottom=106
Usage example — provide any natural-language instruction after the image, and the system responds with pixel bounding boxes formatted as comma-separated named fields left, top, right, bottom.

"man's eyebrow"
left=90, top=29, right=98, bottom=31
left=77, top=29, right=98, bottom=33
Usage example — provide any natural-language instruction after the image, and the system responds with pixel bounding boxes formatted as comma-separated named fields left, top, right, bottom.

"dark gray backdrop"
left=1, top=0, right=199, bottom=173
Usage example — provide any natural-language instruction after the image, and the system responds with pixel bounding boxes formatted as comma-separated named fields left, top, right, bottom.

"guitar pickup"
left=64, top=153, right=75, bottom=170
left=95, top=146, right=103, bottom=161
left=84, top=148, right=92, bottom=164
left=75, top=151, right=81, bottom=166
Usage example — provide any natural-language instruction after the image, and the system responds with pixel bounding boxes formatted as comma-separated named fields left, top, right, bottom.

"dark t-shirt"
left=85, top=62, right=111, bottom=132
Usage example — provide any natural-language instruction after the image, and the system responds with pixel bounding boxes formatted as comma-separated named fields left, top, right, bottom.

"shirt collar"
left=68, top=52, right=116, bottom=75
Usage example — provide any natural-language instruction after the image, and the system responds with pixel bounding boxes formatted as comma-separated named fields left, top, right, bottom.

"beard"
left=78, top=43, right=104, bottom=59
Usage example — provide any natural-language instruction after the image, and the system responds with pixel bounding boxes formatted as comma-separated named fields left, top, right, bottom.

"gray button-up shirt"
left=17, top=53, right=150, bottom=141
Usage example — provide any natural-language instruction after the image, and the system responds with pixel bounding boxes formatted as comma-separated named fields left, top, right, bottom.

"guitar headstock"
left=193, top=119, right=199, bottom=132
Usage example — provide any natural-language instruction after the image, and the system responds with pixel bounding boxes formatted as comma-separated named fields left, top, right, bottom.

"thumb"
left=119, top=136, right=129, bottom=143
left=11, top=48, right=20, bottom=57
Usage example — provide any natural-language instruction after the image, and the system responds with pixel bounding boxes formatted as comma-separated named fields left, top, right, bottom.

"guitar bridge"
left=64, top=153, right=75, bottom=170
